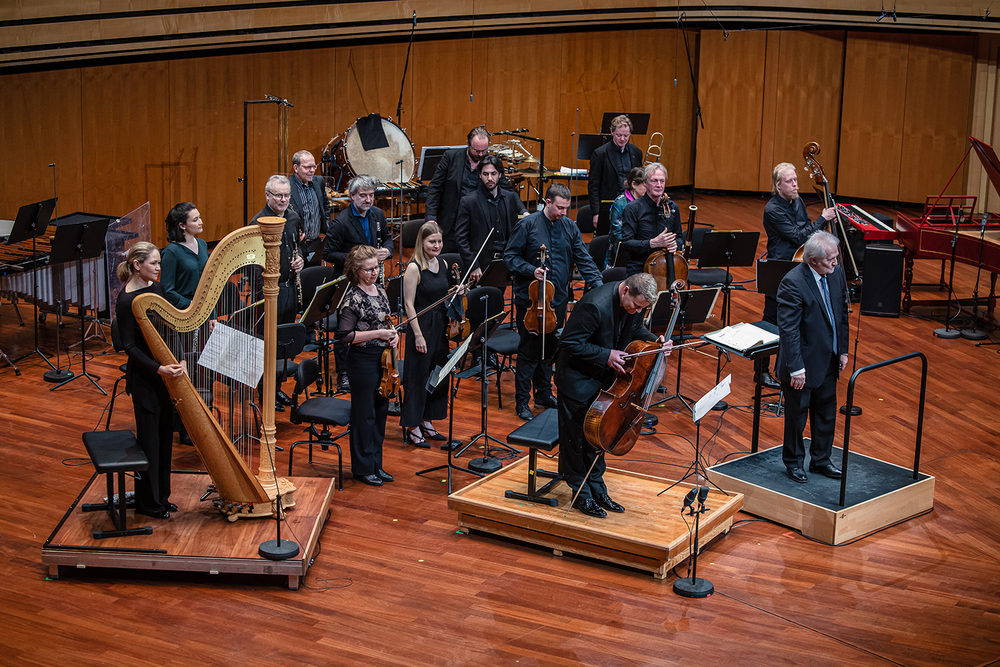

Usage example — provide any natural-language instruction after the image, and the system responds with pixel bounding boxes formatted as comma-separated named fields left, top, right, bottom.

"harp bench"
left=81, top=430, right=154, bottom=539
left=504, top=408, right=562, bottom=506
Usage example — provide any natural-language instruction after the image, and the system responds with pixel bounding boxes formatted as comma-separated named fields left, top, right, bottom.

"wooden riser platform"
left=448, top=457, right=744, bottom=579
left=708, top=446, right=935, bottom=545
left=41, top=472, right=334, bottom=589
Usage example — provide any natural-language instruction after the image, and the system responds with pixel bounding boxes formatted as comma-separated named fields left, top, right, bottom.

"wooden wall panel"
left=80, top=61, right=170, bottom=246
left=1, top=69, right=84, bottom=219
left=695, top=30, right=768, bottom=191
left=411, top=38, right=490, bottom=151
left=837, top=32, right=909, bottom=201
left=770, top=31, right=845, bottom=194
left=898, top=35, right=976, bottom=203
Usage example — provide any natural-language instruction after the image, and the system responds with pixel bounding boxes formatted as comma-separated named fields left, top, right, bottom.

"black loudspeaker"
left=861, top=243, right=903, bottom=317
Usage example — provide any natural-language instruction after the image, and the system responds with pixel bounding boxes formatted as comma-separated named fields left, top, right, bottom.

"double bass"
left=798, top=142, right=860, bottom=280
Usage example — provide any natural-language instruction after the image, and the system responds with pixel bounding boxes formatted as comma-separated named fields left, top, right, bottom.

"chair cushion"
left=294, top=396, right=352, bottom=426
left=689, top=268, right=732, bottom=286
left=82, top=430, right=149, bottom=472
left=276, top=360, right=300, bottom=382
left=485, top=328, right=520, bottom=355
left=506, top=408, right=559, bottom=451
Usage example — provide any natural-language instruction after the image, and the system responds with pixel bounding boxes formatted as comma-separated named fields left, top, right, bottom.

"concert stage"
left=708, top=445, right=935, bottom=545
left=41, top=471, right=334, bottom=589
left=448, top=457, right=744, bottom=579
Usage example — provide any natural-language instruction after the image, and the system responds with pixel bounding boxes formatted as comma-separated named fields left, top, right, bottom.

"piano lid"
left=971, top=136, right=1000, bottom=198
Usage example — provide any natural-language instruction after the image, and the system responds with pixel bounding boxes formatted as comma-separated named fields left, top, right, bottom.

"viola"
left=524, top=244, right=558, bottom=337
left=378, top=314, right=403, bottom=401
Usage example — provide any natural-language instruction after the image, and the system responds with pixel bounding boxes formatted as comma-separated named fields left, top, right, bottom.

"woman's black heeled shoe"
left=404, top=429, right=430, bottom=448
left=422, top=427, right=447, bottom=442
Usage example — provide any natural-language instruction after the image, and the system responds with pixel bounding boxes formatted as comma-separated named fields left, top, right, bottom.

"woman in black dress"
left=115, top=242, right=185, bottom=519
left=336, top=245, right=399, bottom=487
left=400, top=222, right=452, bottom=447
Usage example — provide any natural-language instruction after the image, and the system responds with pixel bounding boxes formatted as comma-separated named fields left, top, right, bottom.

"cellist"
left=620, top=163, right=685, bottom=278
left=504, top=183, right=603, bottom=422
left=553, top=273, right=670, bottom=518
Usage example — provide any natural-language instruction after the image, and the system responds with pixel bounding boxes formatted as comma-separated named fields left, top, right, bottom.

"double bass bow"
left=524, top=244, right=558, bottom=360
left=799, top=142, right=860, bottom=280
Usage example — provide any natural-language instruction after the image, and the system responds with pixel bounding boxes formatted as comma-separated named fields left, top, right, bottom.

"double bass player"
left=554, top=273, right=671, bottom=518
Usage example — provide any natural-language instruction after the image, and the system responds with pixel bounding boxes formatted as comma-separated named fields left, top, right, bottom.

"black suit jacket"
left=587, top=141, right=643, bottom=214
left=288, top=174, right=331, bottom=238
left=775, top=263, right=849, bottom=388
left=763, top=194, right=827, bottom=261
left=425, top=147, right=512, bottom=248
left=554, top=281, right=657, bottom=403
left=454, top=183, right=526, bottom=272
left=322, top=205, right=393, bottom=274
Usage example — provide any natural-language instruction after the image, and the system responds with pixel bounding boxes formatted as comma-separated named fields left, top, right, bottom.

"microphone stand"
left=960, top=213, right=989, bottom=340
left=395, top=11, right=417, bottom=130
left=933, top=209, right=964, bottom=339
left=673, top=486, right=714, bottom=598
left=241, top=95, right=293, bottom=225
left=840, top=277, right=864, bottom=416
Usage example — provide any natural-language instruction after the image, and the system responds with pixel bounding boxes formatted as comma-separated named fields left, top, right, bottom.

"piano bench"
left=504, top=408, right=562, bottom=507
left=80, top=430, right=154, bottom=540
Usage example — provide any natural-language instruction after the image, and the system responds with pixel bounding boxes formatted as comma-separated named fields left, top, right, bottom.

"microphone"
left=265, top=94, right=279, bottom=102
left=48, top=163, right=55, bottom=167
left=413, top=10, right=417, bottom=26
left=683, top=488, right=697, bottom=509
left=697, top=486, right=709, bottom=506
left=282, top=99, right=294, bottom=107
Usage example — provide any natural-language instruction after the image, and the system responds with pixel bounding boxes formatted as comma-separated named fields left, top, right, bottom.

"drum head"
left=342, top=118, right=415, bottom=183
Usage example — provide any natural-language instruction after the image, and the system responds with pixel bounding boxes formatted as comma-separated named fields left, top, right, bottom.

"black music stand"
left=576, top=133, right=609, bottom=161
left=650, top=287, right=721, bottom=414
left=750, top=258, right=798, bottom=413
left=477, top=259, right=512, bottom=292
left=48, top=213, right=112, bottom=395
left=298, top=277, right=348, bottom=396
left=8, top=198, right=57, bottom=371
left=697, top=231, right=759, bottom=326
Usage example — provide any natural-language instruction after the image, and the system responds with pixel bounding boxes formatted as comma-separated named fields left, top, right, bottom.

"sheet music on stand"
left=703, top=322, right=778, bottom=352
left=198, top=322, right=265, bottom=388
left=426, top=334, right=476, bottom=393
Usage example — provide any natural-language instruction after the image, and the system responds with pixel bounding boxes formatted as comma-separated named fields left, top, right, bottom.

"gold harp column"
left=256, top=217, right=296, bottom=510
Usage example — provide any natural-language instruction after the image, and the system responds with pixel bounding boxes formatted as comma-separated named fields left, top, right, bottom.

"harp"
left=131, top=218, right=294, bottom=520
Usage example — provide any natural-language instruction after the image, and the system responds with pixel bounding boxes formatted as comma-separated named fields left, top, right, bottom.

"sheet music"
left=693, top=374, right=731, bottom=423
left=703, top=322, right=778, bottom=352
left=198, top=322, right=265, bottom=388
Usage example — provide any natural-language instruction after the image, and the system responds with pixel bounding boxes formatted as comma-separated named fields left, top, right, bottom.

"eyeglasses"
left=267, top=192, right=291, bottom=200
left=361, top=266, right=379, bottom=273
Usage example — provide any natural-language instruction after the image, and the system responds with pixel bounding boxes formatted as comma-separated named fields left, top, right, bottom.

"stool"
left=504, top=408, right=562, bottom=506
left=80, top=430, right=154, bottom=539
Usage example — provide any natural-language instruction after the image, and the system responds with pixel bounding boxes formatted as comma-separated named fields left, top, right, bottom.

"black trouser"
left=514, top=298, right=566, bottom=407
left=781, top=356, right=839, bottom=469
left=557, top=392, right=607, bottom=503
left=347, top=346, right=388, bottom=476
left=132, top=390, right=174, bottom=513
left=762, top=295, right=777, bottom=373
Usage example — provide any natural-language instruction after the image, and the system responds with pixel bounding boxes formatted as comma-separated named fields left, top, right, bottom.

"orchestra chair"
left=602, top=267, right=627, bottom=283
left=503, top=407, right=561, bottom=506
left=575, top=205, right=594, bottom=238
left=686, top=228, right=733, bottom=288
left=287, top=357, right=350, bottom=489
left=275, top=323, right=304, bottom=392
left=105, top=318, right=129, bottom=430
left=80, top=429, right=154, bottom=539
left=401, top=218, right=426, bottom=249
left=589, top=234, right=610, bottom=271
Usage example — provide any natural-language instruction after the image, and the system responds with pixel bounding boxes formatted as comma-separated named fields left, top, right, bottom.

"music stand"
left=415, top=333, right=485, bottom=493
left=298, top=277, right=348, bottom=396
left=477, top=259, right=512, bottom=292
left=576, top=133, right=609, bottom=161
left=600, top=112, right=651, bottom=135
left=8, top=198, right=57, bottom=371
left=48, top=212, right=112, bottom=395
left=650, top=287, right=721, bottom=414
left=418, top=146, right=464, bottom=181
left=697, top=231, right=759, bottom=326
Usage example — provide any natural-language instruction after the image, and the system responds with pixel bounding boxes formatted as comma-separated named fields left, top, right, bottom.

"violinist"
left=620, top=163, right=685, bottom=277
left=336, top=245, right=398, bottom=487
left=504, top=183, right=603, bottom=422
left=554, top=273, right=666, bottom=518
left=400, top=222, right=453, bottom=447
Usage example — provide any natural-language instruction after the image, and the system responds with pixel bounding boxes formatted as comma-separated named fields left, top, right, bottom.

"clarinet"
left=377, top=216, right=386, bottom=288
left=288, top=230, right=303, bottom=309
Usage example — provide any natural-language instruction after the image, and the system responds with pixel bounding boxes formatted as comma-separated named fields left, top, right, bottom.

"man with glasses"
left=251, top=174, right=304, bottom=325
left=587, top=114, right=643, bottom=229
left=620, top=162, right=684, bottom=278
left=288, top=149, right=331, bottom=267
left=323, top=174, right=394, bottom=392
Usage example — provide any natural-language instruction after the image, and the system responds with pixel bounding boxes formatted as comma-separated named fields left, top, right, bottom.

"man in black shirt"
left=504, top=183, right=603, bottom=421
left=620, top=162, right=684, bottom=277
left=288, top=150, right=331, bottom=267
left=587, top=114, right=643, bottom=229
left=250, top=175, right=304, bottom=325
left=454, top=154, right=527, bottom=281
left=425, top=126, right=495, bottom=255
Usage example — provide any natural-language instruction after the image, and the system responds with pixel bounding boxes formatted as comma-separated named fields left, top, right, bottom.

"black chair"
left=80, top=429, right=154, bottom=539
left=287, top=357, right=351, bottom=489
left=602, top=267, right=627, bottom=283
left=589, top=234, right=610, bottom=271
left=402, top=218, right=426, bottom=249
left=439, top=252, right=463, bottom=275
left=575, top=205, right=593, bottom=236
left=105, top=318, right=129, bottom=430
left=503, top=408, right=561, bottom=505
left=275, top=322, right=305, bottom=410
left=687, top=227, right=733, bottom=288
left=455, top=286, right=514, bottom=407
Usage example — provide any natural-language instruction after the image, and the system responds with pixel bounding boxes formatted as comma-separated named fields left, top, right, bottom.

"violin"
left=378, top=314, right=403, bottom=401
left=524, top=244, right=558, bottom=336
left=644, top=195, right=688, bottom=291
left=448, top=262, right=475, bottom=341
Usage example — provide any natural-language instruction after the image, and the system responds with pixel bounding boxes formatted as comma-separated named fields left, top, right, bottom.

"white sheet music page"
left=197, top=322, right=264, bottom=388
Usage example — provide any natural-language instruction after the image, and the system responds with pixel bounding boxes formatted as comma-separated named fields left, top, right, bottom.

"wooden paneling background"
left=0, top=25, right=994, bottom=246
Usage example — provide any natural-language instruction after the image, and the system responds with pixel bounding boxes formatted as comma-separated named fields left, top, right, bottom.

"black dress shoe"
left=375, top=469, right=394, bottom=482
left=534, top=394, right=558, bottom=409
left=164, top=503, right=179, bottom=512
left=809, top=462, right=843, bottom=479
left=761, top=370, right=781, bottom=389
left=404, top=429, right=430, bottom=448
left=786, top=467, right=808, bottom=484
left=136, top=508, right=170, bottom=519
left=276, top=389, right=294, bottom=406
left=337, top=374, right=351, bottom=392
left=353, top=473, right=383, bottom=486
left=573, top=497, right=607, bottom=518
left=594, top=493, right=625, bottom=513
left=422, top=428, right=447, bottom=442
left=274, top=401, right=285, bottom=412
left=516, top=404, right=534, bottom=421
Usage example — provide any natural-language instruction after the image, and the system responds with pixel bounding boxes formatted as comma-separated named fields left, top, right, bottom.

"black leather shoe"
left=338, top=374, right=351, bottom=392
left=353, top=473, right=383, bottom=486
left=786, top=467, right=808, bottom=484
left=179, top=431, right=193, bottom=446
left=164, top=503, right=179, bottom=512
left=534, top=394, right=558, bottom=409
left=809, top=462, right=843, bottom=479
left=516, top=404, right=533, bottom=421
left=573, top=497, right=607, bottom=518
left=594, top=493, right=625, bottom=513
left=375, top=469, right=394, bottom=482
left=761, top=370, right=781, bottom=389
left=276, top=389, right=294, bottom=406
left=136, top=508, right=170, bottom=519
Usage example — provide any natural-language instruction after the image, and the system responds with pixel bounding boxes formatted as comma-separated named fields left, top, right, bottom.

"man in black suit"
left=554, top=273, right=666, bottom=518
left=620, top=162, right=684, bottom=277
left=288, top=150, right=331, bottom=267
left=322, top=174, right=394, bottom=392
left=775, top=231, right=849, bottom=484
left=425, top=126, right=511, bottom=255
left=454, top=154, right=527, bottom=281
left=587, top=114, right=643, bottom=229
left=250, top=175, right=304, bottom=325
left=760, top=162, right=835, bottom=388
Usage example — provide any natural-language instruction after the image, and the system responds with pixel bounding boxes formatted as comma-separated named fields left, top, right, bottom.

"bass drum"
left=334, top=117, right=415, bottom=184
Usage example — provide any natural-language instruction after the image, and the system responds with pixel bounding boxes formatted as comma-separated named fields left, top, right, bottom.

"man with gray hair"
left=620, top=162, right=684, bottom=277
left=587, top=114, right=643, bottom=228
left=775, top=231, right=849, bottom=484
left=288, top=149, right=331, bottom=267
left=554, top=272, right=669, bottom=517
left=250, top=174, right=304, bottom=325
